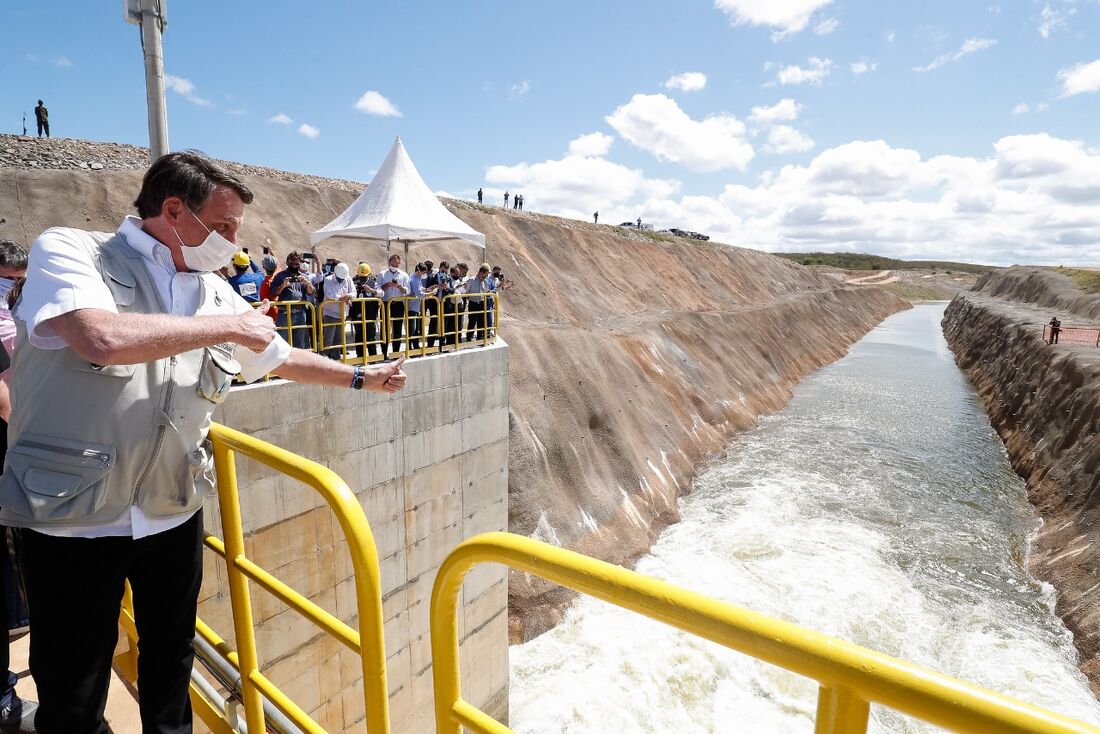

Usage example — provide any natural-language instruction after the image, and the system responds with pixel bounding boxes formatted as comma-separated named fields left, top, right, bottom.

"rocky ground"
left=0, top=133, right=364, bottom=192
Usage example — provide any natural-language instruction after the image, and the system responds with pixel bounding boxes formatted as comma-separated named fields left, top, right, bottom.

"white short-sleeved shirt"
left=16, top=216, right=292, bottom=538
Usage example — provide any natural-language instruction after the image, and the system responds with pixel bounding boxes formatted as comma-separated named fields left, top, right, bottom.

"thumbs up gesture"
left=367, top=355, right=407, bottom=394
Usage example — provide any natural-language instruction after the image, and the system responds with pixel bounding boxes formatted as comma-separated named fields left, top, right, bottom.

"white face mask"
left=174, top=207, right=238, bottom=272
left=389, top=265, right=399, bottom=273
left=0, top=277, right=15, bottom=307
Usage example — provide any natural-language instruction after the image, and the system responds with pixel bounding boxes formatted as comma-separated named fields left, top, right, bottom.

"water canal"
left=509, top=303, right=1100, bottom=733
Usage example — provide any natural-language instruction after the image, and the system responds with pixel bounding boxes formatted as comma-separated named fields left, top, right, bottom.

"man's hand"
left=234, top=300, right=277, bottom=352
left=366, top=355, right=407, bottom=393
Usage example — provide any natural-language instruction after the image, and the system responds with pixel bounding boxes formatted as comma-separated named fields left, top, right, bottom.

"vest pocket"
left=182, top=440, right=216, bottom=499
left=197, top=345, right=241, bottom=404
left=62, top=349, right=137, bottom=379
left=1, top=434, right=115, bottom=522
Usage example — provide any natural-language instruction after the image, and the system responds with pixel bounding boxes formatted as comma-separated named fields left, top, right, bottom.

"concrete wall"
left=195, top=342, right=510, bottom=733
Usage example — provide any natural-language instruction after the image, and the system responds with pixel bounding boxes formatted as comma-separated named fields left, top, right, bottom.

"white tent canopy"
left=310, top=137, right=485, bottom=251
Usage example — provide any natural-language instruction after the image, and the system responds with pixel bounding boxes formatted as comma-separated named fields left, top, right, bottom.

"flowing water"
left=509, top=303, right=1100, bottom=733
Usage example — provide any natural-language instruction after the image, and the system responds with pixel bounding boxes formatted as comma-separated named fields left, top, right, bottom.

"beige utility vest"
left=0, top=230, right=241, bottom=529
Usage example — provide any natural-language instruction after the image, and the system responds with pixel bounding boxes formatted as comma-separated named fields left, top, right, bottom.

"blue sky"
left=3, top=1, right=1100, bottom=264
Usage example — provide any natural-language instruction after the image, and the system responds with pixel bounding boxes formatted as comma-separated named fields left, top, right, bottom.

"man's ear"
left=161, top=196, right=185, bottom=226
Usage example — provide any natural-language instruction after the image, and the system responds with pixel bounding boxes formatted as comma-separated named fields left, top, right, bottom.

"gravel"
left=0, top=133, right=366, bottom=193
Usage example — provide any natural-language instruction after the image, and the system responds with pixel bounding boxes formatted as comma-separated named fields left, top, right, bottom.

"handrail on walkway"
left=117, top=423, right=391, bottom=734
left=1043, top=323, right=1100, bottom=347
left=430, top=532, right=1100, bottom=734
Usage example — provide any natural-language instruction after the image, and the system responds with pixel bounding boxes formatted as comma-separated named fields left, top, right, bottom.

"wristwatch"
left=351, top=365, right=366, bottom=390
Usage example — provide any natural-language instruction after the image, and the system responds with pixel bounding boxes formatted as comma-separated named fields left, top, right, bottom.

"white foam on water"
left=510, top=305, right=1100, bottom=733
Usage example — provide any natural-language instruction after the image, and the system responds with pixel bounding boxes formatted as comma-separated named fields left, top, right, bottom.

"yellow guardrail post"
left=815, top=686, right=870, bottom=734
left=211, top=433, right=267, bottom=734
left=207, top=423, right=391, bottom=734
left=430, top=532, right=1100, bottom=734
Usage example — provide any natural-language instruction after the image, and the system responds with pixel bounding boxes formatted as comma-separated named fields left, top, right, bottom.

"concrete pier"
left=196, top=343, right=510, bottom=732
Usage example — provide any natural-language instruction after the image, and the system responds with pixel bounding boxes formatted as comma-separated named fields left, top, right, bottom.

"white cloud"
left=52, top=56, right=73, bottom=68
left=850, top=59, right=878, bottom=76
left=1058, top=59, right=1100, bottom=97
left=164, top=74, right=213, bottom=107
left=606, top=93, right=755, bottom=172
left=1038, top=3, right=1075, bottom=38
left=664, top=72, right=708, bottom=92
left=487, top=133, right=1100, bottom=264
left=885, top=31, right=896, bottom=43
left=1012, top=102, right=1030, bottom=115
left=765, top=125, right=815, bottom=154
left=227, top=108, right=247, bottom=117
left=267, top=113, right=293, bottom=125
left=913, top=37, right=997, bottom=72
left=749, top=98, right=801, bottom=125
left=297, top=123, right=320, bottom=139
left=775, top=57, right=834, bottom=85
left=354, top=90, right=401, bottom=117
left=485, top=154, right=680, bottom=222
left=509, top=80, right=531, bottom=100
left=568, top=132, right=614, bottom=157
left=714, top=0, right=834, bottom=40
left=813, top=18, right=839, bottom=35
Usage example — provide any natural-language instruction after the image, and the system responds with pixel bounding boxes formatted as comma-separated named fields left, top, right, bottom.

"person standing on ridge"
left=34, top=101, right=49, bottom=138
left=477, top=188, right=483, bottom=204
left=593, top=211, right=598, bottom=224
left=1, top=150, right=407, bottom=734
left=518, top=194, right=524, bottom=211
left=504, top=191, right=509, bottom=208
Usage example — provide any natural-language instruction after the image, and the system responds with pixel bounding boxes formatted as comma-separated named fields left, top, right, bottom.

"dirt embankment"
left=943, top=270, right=1100, bottom=693
left=0, top=139, right=908, bottom=641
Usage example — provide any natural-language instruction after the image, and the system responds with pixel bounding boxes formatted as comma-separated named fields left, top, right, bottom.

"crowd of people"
left=220, top=246, right=513, bottom=359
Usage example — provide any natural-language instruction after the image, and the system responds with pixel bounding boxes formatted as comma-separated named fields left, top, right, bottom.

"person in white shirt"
left=320, top=262, right=354, bottom=359
left=4, top=151, right=408, bottom=734
left=377, top=253, right=410, bottom=356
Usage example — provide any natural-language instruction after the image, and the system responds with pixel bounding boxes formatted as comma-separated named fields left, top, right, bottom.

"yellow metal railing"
left=261, top=293, right=500, bottom=364
left=317, top=297, right=387, bottom=364
left=118, top=423, right=391, bottom=734
left=430, top=532, right=1100, bottom=734
left=440, top=293, right=498, bottom=352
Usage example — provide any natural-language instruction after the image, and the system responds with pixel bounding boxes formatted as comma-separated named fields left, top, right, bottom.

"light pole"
left=125, top=0, right=169, bottom=161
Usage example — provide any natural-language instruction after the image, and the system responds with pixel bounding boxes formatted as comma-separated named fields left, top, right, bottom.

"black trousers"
left=387, top=301, right=405, bottom=354
left=22, top=512, right=203, bottom=734
left=466, top=309, right=485, bottom=343
left=408, top=310, right=422, bottom=352
left=443, top=304, right=459, bottom=347
left=37, top=121, right=49, bottom=138
left=424, top=300, right=439, bottom=348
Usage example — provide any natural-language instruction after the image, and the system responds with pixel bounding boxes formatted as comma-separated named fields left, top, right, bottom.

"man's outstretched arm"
left=273, top=351, right=406, bottom=393
left=46, top=307, right=276, bottom=366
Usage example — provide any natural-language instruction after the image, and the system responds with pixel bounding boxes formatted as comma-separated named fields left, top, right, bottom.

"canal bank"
left=944, top=283, right=1100, bottom=695
left=509, top=304, right=1100, bottom=732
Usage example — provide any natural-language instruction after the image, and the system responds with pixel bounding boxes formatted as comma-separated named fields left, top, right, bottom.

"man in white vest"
left=0, top=150, right=407, bottom=734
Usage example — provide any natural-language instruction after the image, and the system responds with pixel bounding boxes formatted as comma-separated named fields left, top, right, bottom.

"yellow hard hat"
left=232, top=251, right=250, bottom=268
left=481, top=262, right=490, bottom=270
left=357, top=263, right=371, bottom=276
